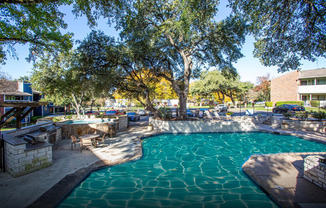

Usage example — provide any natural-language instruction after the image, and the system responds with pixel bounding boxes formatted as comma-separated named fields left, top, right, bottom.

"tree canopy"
left=0, top=0, right=124, bottom=64
left=231, top=0, right=326, bottom=72
left=31, top=49, right=115, bottom=116
left=0, top=1, right=73, bottom=64
left=191, top=70, right=253, bottom=105
left=112, top=0, right=247, bottom=118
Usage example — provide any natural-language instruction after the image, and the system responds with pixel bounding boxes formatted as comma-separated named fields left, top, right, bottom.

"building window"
left=312, top=95, right=318, bottom=100
left=300, top=79, right=315, bottom=85
left=318, top=95, right=326, bottom=101
left=317, top=78, right=326, bottom=85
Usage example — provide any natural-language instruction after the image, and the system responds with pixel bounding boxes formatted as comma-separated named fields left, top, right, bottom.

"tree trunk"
left=178, top=93, right=187, bottom=119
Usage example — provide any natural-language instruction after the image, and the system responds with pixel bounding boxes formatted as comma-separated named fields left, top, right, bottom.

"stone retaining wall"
left=282, top=120, right=326, bottom=132
left=149, top=117, right=258, bottom=133
left=304, top=155, right=326, bottom=190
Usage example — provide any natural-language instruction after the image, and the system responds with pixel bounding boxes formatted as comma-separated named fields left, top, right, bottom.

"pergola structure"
left=0, top=101, right=48, bottom=129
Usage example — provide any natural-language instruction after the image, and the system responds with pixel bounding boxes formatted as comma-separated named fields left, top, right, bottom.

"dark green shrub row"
left=310, top=111, right=326, bottom=120
left=30, top=116, right=46, bottom=124
left=275, top=101, right=304, bottom=106
left=310, top=100, right=320, bottom=107
left=265, top=102, right=273, bottom=107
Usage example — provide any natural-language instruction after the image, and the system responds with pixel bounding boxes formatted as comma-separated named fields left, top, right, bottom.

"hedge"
left=265, top=102, right=273, bottom=107
left=310, top=100, right=320, bottom=107
left=275, top=101, right=304, bottom=106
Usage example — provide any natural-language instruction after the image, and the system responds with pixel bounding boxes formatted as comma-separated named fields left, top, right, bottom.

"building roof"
left=299, top=68, right=326, bottom=79
left=0, top=91, right=33, bottom=96
left=32, top=90, right=42, bottom=94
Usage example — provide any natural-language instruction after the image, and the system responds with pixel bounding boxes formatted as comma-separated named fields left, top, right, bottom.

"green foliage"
left=114, top=0, right=247, bottom=118
left=157, top=107, right=172, bottom=120
left=65, top=115, right=72, bottom=120
left=52, top=117, right=62, bottom=122
left=191, top=70, right=253, bottom=104
left=265, top=102, right=273, bottom=107
left=275, top=101, right=304, bottom=106
left=30, top=116, right=45, bottom=124
left=31, top=48, right=115, bottom=116
left=310, top=111, right=326, bottom=120
left=310, top=100, right=320, bottom=107
left=231, top=0, right=326, bottom=72
left=283, top=111, right=294, bottom=119
left=0, top=1, right=73, bottom=64
left=295, top=111, right=308, bottom=120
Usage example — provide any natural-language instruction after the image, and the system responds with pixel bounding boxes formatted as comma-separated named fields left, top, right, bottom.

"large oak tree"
left=231, top=0, right=326, bottom=72
left=115, top=0, right=247, bottom=118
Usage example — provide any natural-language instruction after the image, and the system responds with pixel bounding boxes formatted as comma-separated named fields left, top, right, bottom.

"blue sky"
left=1, top=3, right=325, bottom=84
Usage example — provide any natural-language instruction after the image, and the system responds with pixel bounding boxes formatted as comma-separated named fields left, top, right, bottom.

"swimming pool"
left=58, top=132, right=326, bottom=207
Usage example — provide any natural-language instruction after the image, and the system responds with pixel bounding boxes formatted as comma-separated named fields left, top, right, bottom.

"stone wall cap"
left=2, top=134, right=27, bottom=146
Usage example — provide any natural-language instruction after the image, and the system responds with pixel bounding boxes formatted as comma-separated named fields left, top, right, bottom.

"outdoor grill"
left=39, top=124, right=59, bottom=143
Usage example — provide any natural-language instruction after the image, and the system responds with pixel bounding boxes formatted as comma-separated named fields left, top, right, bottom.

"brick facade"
left=270, top=71, right=299, bottom=104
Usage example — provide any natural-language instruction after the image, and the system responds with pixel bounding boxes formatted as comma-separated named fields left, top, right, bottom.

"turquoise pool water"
left=59, top=132, right=326, bottom=208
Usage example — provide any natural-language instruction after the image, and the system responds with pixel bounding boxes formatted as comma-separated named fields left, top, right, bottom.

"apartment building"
left=270, top=68, right=326, bottom=105
left=0, top=81, right=50, bottom=122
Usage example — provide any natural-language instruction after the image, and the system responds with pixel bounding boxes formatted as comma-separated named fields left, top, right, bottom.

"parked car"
left=215, top=104, right=228, bottom=112
left=127, top=112, right=140, bottom=121
left=105, top=110, right=123, bottom=116
left=85, top=111, right=98, bottom=115
left=272, top=104, right=305, bottom=114
left=187, top=109, right=194, bottom=117
left=138, top=110, right=146, bottom=116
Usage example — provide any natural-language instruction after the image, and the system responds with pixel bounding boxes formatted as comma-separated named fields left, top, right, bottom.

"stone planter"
left=147, top=125, right=153, bottom=131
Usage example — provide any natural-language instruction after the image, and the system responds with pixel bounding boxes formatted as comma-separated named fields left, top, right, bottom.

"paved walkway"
left=0, top=125, right=160, bottom=208
left=243, top=124, right=326, bottom=208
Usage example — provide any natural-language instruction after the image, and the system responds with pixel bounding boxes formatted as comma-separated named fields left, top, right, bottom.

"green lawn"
left=1, top=127, right=16, bottom=132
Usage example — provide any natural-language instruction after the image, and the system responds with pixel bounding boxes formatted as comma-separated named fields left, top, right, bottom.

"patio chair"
left=96, top=133, right=107, bottom=144
left=80, top=138, right=93, bottom=150
left=70, top=135, right=81, bottom=151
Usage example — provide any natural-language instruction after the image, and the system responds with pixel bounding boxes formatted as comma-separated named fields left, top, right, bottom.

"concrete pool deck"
left=0, top=123, right=325, bottom=208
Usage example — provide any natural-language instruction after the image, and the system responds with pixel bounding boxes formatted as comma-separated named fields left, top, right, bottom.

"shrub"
left=157, top=107, right=172, bottom=120
left=283, top=111, right=294, bottom=119
left=310, top=111, right=326, bottom=120
left=30, top=116, right=45, bottom=124
left=265, top=102, right=273, bottom=107
left=310, top=100, right=320, bottom=107
left=295, top=111, right=308, bottom=120
left=65, top=115, right=72, bottom=120
left=275, top=101, right=304, bottom=106
left=52, top=117, right=63, bottom=122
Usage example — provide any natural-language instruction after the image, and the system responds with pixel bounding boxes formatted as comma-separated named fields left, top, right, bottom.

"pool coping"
left=27, top=125, right=326, bottom=208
